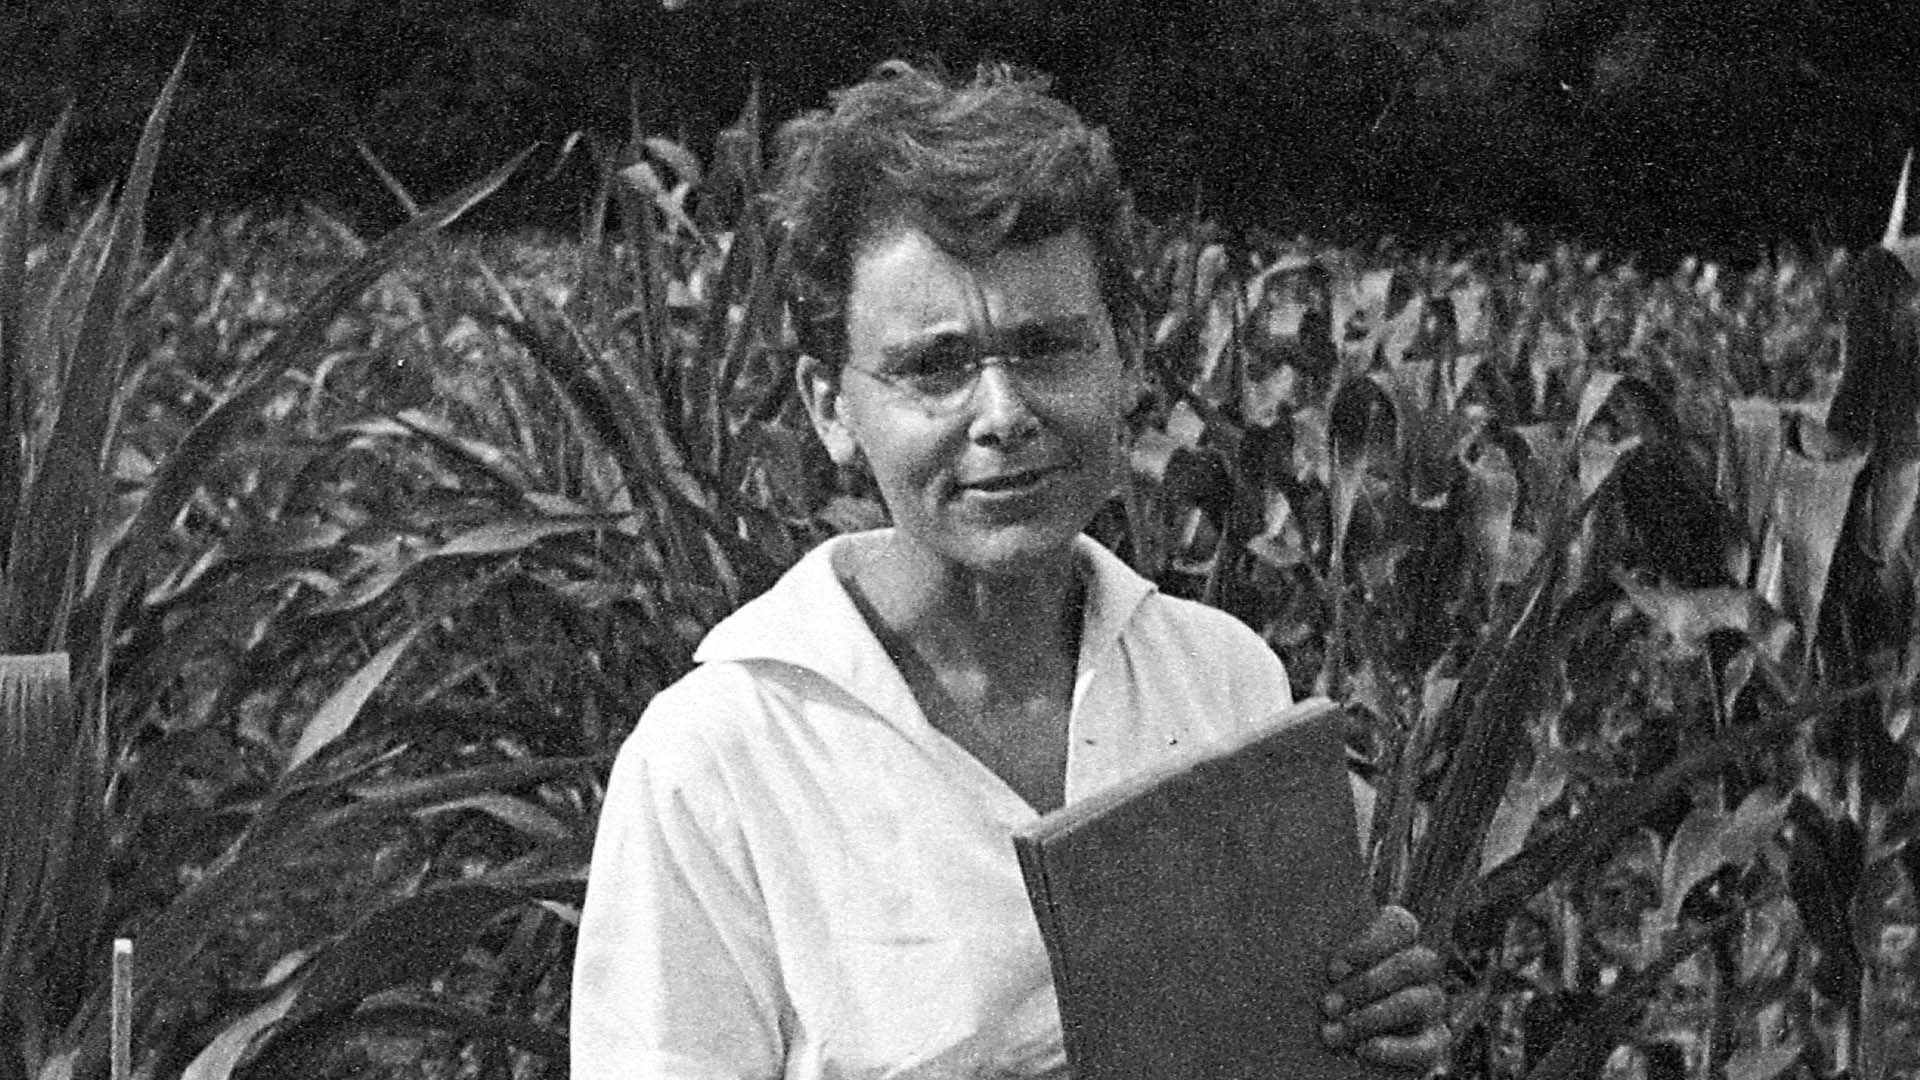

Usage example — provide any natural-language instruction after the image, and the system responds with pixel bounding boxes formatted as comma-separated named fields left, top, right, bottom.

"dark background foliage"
left=4, top=0, right=1920, bottom=269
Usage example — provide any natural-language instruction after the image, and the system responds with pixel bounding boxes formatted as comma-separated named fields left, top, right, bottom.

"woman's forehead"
left=847, top=226, right=1104, bottom=331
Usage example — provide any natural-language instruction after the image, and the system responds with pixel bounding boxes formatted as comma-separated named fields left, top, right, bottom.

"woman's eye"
left=901, top=351, right=976, bottom=386
left=1018, top=343, right=1092, bottom=375
left=1024, top=332, right=1092, bottom=360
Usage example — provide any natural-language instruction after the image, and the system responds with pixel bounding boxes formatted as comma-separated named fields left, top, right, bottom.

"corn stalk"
left=1772, top=148, right=1920, bottom=1080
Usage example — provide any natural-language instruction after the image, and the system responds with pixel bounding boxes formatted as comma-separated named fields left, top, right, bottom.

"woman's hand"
left=1320, top=905, right=1449, bottom=1073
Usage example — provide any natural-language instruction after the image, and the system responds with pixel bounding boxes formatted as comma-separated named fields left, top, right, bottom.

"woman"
left=572, top=62, right=1449, bottom=1079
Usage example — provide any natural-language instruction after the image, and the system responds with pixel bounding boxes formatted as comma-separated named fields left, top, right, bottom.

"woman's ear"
left=795, top=354, right=862, bottom=467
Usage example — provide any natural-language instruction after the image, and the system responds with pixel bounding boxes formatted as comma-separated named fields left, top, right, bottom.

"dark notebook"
left=1014, top=698, right=1394, bottom=1080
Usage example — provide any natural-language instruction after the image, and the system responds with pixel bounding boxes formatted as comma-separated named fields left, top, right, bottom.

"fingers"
left=1354, top=1024, right=1453, bottom=1074
left=1322, top=906, right=1448, bottom=1073
left=1321, top=906, right=1448, bottom=1072
left=1324, top=945, right=1445, bottom=1014
left=1330, top=904, right=1420, bottom=980
left=1321, top=984, right=1446, bottom=1046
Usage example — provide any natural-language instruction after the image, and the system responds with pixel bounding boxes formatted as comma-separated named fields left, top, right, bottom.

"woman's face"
left=798, top=225, right=1131, bottom=578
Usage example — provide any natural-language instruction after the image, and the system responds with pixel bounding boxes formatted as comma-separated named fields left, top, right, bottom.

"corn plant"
left=0, top=48, right=547, bottom=1078
left=1, top=51, right=184, bottom=1080
left=93, top=90, right=875, bottom=1078
left=1129, top=225, right=1914, bottom=1078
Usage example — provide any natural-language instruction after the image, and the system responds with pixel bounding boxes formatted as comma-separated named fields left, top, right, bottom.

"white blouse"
left=571, top=530, right=1309, bottom=1080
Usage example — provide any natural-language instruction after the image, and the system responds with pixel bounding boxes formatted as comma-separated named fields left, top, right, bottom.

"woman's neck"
left=840, top=533, right=1085, bottom=675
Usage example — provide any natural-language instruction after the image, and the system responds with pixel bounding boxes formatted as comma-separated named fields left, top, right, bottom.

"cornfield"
left=1, top=72, right=1916, bottom=1080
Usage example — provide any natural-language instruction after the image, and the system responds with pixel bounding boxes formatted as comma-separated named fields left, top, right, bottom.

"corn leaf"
left=177, top=983, right=300, bottom=1080
left=286, top=626, right=422, bottom=774
left=354, top=138, right=421, bottom=217
left=434, top=519, right=602, bottom=559
left=286, top=883, right=525, bottom=1026
left=1785, top=795, right=1865, bottom=999
left=1774, top=427, right=1868, bottom=640
left=1723, top=1044, right=1803, bottom=1080
left=693, top=224, right=748, bottom=476
left=0, top=111, right=70, bottom=576
left=414, top=793, right=571, bottom=843
left=2, top=53, right=185, bottom=654
left=365, top=408, right=541, bottom=493
left=1653, top=789, right=1791, bottom=937
left=342, top=756, right=607, bottom=816
left=1478, top=751, right=1567, bottom=876
left=1829, top=249, right=1919, bottom=450
left=1882, top=149, right=1920, bottom=278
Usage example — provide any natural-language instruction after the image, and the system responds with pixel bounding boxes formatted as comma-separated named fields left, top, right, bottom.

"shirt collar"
left=692, top=528, right=1157, bottom=716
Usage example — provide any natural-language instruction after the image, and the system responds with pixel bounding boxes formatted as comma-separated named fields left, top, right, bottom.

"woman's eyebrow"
left=998, top=315, right=1095, bottom=348
left=877, top=314, right=1096, bottom=366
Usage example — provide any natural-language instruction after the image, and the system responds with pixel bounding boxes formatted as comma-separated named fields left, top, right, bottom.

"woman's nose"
left=968, top=362, right=1040, bottom=446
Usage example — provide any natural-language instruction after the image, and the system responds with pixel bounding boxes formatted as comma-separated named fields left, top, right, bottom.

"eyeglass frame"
left=838, top=317, right=1124, bottom=416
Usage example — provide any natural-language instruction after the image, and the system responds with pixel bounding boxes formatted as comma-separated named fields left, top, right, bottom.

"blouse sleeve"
left=571, top=692, right=787, bottom=1080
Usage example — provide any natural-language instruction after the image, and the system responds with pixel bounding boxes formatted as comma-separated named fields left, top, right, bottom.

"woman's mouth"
left=962, top=467, right=1059, bottom=496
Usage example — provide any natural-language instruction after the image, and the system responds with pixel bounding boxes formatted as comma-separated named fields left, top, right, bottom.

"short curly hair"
left=771, top=60, right=1139, bottom=368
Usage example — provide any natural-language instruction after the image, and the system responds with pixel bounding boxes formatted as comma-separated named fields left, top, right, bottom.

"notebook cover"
left=1014, top=699, right=1393, bottom=1080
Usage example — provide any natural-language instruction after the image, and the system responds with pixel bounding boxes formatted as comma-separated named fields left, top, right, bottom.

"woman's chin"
left=932, top=519, right=1086, bottom=579
left=880, top=479, right=1105, bottom=580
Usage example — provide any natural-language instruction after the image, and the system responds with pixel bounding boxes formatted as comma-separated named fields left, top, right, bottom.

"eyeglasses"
left=846, top=334, right=1119, bottom=416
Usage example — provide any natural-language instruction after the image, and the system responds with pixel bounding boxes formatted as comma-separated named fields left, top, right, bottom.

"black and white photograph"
left=2, top=2, right=1917, bottom=1078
